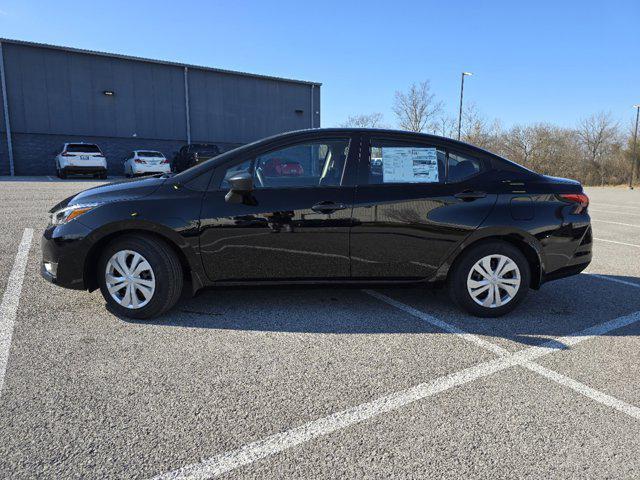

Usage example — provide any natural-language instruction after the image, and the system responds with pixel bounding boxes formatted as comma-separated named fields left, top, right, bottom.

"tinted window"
left=447, top=152, right=483, bottom=182
left=189, top=145, right=220, bottom=156
left=66, top=144, right=101, bottom=153
left=137, top=151, right=164, bottom=158
left=365, top=139, right=445, bottom=185
left=220, top=139, right=350, bottom=189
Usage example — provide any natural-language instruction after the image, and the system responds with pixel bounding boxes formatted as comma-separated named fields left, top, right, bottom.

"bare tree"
left=502, top=124, right=539, bottom=165
left=392, top=81, right=442, bottom=132
left=460, top=102, right=501, bottom=151
left=576, top=112, right=620, bottom=185
left=435, top=113, right=457, bottom=138
left=340, top=112, right=385, bottom=128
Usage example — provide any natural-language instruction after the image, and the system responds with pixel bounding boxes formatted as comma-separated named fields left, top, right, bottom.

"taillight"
left=61, top=151, right=72, bottom=156
left=559, top=193, right=589, bottom=214
left=135, top=159, right=146, bottom=164
left=161, top=159, right=169, bottom=164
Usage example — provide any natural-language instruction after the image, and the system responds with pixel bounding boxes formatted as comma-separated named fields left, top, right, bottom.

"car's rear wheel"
left=97, top=235, right=183, bottom=319
left=448, top=241, right=530, bottom=317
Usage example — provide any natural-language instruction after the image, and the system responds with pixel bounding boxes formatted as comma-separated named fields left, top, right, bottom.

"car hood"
left=49, top=176, right=167, bottom=213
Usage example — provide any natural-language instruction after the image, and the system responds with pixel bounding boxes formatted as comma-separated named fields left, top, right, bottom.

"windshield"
left=137, top=151, right=164, bottom=158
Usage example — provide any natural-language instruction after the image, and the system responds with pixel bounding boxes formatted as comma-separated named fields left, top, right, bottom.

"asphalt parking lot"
left=0, top=177, right=639, bottom=479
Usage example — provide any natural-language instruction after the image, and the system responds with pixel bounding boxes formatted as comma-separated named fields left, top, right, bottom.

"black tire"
left=448, top=241, right=530, bottom=318
left=100, top=172, right=108, bottom=180
left=97, top=235, right=183, bottom=319
left=58, top=168, right=67, bottom=179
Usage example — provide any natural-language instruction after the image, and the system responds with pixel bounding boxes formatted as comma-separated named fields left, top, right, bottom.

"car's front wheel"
left=448, top=241, right=530, bottom=317
left=98, top=235, right=183, bottom=319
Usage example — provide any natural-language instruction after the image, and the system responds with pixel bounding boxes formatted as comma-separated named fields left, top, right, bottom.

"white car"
left=55, top=143, right=108, bottom=179
left=123, top=150, right=171, bottom=177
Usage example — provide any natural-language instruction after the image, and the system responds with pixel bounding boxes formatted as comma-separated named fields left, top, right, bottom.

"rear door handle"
left=454, top=190, right=487, bottom=201
left=311, top=201, right=347, bottom=214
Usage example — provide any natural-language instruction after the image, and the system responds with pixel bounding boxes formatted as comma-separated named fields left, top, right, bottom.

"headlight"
left=50, top=203, right=99, bottom=226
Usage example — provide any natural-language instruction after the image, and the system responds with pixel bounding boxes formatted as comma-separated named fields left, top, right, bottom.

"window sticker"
left=381, top=147, right=439, bottom=183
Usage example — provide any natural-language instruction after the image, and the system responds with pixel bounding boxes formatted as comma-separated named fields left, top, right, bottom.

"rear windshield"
left=66, top=144, right=101, bottom=153
left=137, top=151, right=164, bottom=158
left=189, top=145, right=220, bottom=155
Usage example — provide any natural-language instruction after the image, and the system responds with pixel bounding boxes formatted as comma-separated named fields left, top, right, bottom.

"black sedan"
left=41, top=128, right=592, bottom=319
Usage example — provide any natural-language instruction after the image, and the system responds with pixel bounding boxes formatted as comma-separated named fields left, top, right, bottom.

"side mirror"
left=228, top=173, right=254, bottom=192
left=225, top=173, right=255, bottom=204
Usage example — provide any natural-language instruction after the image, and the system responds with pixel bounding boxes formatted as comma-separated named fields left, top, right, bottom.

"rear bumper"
left=132, top=164, right=171, bottom=175
left=541, top=223, right=592, bottom=284
left=61, top=166, right=107, bottom=175
left=40, top=221, right=93, bottom=290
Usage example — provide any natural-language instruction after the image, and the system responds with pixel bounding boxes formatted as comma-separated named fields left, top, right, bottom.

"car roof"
left=235, top=128, right=504, bottom=159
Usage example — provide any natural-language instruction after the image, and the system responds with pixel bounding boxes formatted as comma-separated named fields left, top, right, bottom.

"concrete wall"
left=0, top=40, right=320, bottom=176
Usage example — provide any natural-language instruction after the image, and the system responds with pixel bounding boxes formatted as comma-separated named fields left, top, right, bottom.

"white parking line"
left=589, top=208, right=640, bottom=218
left=592, top=202, right=640, bottom=210
left=594, top=237, right=640, bottom=248
left=364, top=289, right=508, bottom=356
left=524, top=362, right=640, bottom=419
left=151, top=302, right=640, bottom=479
left=589, top=273, right=640, bottom=289
left=367, top=291, right=640, bottom=420
left=591, top=219, right=640, bottom=228
left=0, top=228, right=34, bottom=396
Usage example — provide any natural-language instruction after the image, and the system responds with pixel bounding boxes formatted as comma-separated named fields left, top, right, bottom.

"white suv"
left=123, top=150, right=171, bottom=177
left=55, top=143, right=108, bottom=179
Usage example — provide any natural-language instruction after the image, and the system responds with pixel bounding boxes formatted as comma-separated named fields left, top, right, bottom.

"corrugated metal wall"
left=0, top=40, right=320, bottom=175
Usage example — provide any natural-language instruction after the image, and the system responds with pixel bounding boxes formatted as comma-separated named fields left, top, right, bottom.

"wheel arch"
left=436, top=228, right=544, bottom=289
left=82, top=223, right=205, bottom=294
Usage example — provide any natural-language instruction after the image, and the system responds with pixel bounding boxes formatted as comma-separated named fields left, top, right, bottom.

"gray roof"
left=0, top=37, right=321, bottom=87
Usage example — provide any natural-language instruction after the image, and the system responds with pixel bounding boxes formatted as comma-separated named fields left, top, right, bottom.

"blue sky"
left=1, top=0, right=638, bottom=130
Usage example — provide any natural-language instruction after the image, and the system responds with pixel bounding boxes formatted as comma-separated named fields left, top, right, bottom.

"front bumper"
left=41, top=220, right=93, bottom=290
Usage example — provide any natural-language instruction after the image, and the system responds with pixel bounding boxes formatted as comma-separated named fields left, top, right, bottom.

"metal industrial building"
left=0, top=39, right=321, bottom=176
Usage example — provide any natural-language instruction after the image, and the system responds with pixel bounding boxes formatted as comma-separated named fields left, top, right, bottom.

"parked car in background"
left=41, top=128, right=592, bottom=320
left=172, top=144, right=221, bottom=172
left=123, top=150, right=171, bottom=177
left=55, top=143, right=107, bottom=179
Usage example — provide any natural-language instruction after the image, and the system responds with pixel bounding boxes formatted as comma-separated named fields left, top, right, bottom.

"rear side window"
left=447, top=152, right=484, bottom=182
left=66, top=144, right=101, bottom=154
left=366, top=139, right=445, bottom=185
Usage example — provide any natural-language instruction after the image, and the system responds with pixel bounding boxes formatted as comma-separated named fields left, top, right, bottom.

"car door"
left=198, top=134, right=360, bottom=282
left=350, top=134, right=498, bottom=280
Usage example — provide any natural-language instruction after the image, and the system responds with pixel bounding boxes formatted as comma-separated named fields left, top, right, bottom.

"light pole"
left=457, top=72, right=473, bottom=140
left=630, top=104, right=640, bottom=190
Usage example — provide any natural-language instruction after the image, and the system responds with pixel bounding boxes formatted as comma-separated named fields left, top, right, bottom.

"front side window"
left=366, top=139, right=445, bottom=185
left=220, top=139, right=350, bottom=189
left=447, top=152, right=483, bottom=182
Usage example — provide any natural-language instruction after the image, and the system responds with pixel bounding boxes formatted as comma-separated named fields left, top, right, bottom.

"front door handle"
left=454, top=190, right=487, bottom=201
left=311, top=201, right=347, bottom=214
